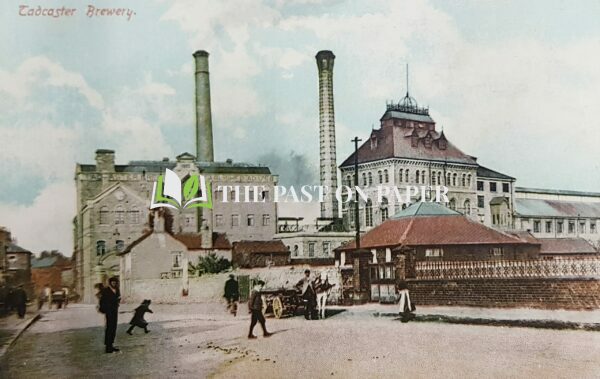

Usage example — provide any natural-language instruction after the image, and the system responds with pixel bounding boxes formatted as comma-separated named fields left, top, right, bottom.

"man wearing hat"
left=295, top=269, right=317, bottom=320
left=99, top=277, right=121, bottom=353
left=223, top=274, right=239, bottom=316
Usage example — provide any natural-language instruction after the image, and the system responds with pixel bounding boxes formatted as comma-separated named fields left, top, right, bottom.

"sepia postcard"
left=1, top=1, right=599, bottom=378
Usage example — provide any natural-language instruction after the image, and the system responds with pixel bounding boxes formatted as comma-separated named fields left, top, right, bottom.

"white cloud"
left=0, top=56, right=104, bottom=109
left=0, top=181, right=75, bottom=254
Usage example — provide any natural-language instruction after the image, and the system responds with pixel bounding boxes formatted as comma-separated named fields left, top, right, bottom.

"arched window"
left=446, top=173, right=451, bottom=185
left=405, top=169, right=409, bottom=182
left=464, top=199, right=471, bottom=215
left=368, top=172, right=373, bottom=186
left=399, top=169, right=404, bottom=182
left=381, top=197, right=389, bottom=222
left=115, top=206, right=125, bottom=224
left=452, top=173, right=457, bottom=187
left=384, top=169, right=389, bottom=183
left=96, top=240, right=106, bottom=256
left=378, top=170, right=383, bottom=184
left=462, top=174, right=466, bottom=187
left=293, top=245, right=299, bottom=257
left=129, top=206, right=140, bottom=224
left=432, top=171, right=437, bottom=185
left=467, top=174, right=472, bottom=187
left=415, top=171, right=420, bottom=184
left=422, top=170, right=427, bottom=184
left=116, top=240, right=125, bottom=252
left=362, top=173, right=367, bottom=186
left=449, top=198, right=456, bottom=210
left=365, top=200, right=373, bottom=227
left=437, top=172, right=442, bottom=185
left=99, top=206, right=109, bottom=225
left=346, top=175, right=352, bottom=187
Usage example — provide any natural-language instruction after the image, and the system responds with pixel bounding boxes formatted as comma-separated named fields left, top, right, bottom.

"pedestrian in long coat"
left=14, top=286, right=27, bottom=318
left=99, top=277, right=121, bottom=353
left=248, top=281, right=272, bottom=339
left=223, top=274, right=239, bottom=316
left=127, top=299, right=153, bottom=334
left=295, top=269, right=317, bottom=320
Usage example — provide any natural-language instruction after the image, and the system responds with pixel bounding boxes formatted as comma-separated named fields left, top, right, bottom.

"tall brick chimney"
left=316, top=50, right=338, bottom=219
left=193, top=50, right=214, bottom=162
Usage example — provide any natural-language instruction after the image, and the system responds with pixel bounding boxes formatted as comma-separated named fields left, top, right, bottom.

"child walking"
left=127, top=299, right=153, bottom=335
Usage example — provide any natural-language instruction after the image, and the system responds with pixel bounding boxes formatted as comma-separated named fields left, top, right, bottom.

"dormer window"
left=370, top=136, right=378, bottom=149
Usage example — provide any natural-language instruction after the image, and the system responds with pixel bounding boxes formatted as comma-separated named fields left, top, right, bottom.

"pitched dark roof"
left=31, top=257, right=57, bottom=269
left=489, top=196, right=510, bottom=206
left=6, top=243, right=31, bottom=254
left=477, top=165, right=515, bottom=180
left=173, top=233, right=231, bottom=250
left=121, top=230, right=153, bottom=254
left=539, top=238, right=598, bottom=255
left=340, top=125, right=477, bottom=168
left=339, top=213, right=528, bottom=251
left=233, top=240, right=289, bottom=255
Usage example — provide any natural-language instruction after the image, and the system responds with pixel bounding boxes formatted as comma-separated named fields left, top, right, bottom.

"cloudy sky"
left=1, top=0, right=599, bottom=255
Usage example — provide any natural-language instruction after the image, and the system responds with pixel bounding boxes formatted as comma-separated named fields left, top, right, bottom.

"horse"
left=313, top=274, right=335, bottom=319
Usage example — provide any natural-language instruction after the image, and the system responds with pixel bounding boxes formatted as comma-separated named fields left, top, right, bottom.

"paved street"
left=1, top=303, right=600, bottom=378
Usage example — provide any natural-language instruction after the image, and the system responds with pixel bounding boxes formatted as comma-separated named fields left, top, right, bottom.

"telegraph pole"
left=352, top=137, right=362, bottom=249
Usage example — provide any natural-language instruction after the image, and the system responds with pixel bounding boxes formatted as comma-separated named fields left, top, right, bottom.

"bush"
left=196, top=253, right=231, bottom=275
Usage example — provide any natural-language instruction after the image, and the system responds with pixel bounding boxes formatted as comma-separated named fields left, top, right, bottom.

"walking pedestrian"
left=43, top=284, right=52, bottom=310
left=62, top=287, right=70, bottom=308
left=248, top=280, right=272, bottom=339
left=126, top=299, right=153, bottom=335
left=99, top=277, right=121, bottom=353
left=224, top=274, right=239, bottom=316
left=14, top=285, right=27, bottom=318
left=397, top=280, right=415, bottom=323
left=295, top=269, right=317, bottom=320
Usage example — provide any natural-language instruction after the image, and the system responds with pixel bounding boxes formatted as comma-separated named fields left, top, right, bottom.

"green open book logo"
left=150, top=169, right=212, bottom=209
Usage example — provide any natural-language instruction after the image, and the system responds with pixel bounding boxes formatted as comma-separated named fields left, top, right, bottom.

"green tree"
left=196, top=253, right=231, bottom=275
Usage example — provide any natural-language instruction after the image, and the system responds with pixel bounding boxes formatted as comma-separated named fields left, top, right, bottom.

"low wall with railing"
left=414, top=258, right=600, bottom=280
left=410, top=258, right=600, bottom=310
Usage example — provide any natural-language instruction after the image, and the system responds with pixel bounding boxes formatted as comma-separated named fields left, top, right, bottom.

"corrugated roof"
left=515, top=199, right=600, bottom=218
left=516, top=187, right=600, bottom=198
left=391, top=202, right=460, bottom=219
left=539, top=238, right=598, bottom=255
left=477, top=166, right=515, bottom=180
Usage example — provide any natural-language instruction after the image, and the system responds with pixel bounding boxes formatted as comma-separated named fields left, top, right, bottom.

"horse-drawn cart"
left=260, top=288, right=303, bottom=319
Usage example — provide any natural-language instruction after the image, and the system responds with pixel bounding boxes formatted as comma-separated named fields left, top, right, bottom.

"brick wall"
left=408, top=278, right=600, bottom=310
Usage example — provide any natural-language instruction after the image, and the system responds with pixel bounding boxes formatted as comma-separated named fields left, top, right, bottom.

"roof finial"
left=406, top=63, right=409, bottom=97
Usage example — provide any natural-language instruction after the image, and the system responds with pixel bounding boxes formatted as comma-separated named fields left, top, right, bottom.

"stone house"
left=31, top=252, right=73, bottom=295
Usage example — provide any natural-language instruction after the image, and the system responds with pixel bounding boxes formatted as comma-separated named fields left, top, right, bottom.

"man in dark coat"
left=224, top=274, right=239, bottom=316
left=295, top=269, right=317, bottom=320
left=248, top=280, right=271, bottom=339
left=99, top=277, right=121, bottom=353
left=14, top=285, right=27, bottom=318
left=126, top=299, right=153, bottom=335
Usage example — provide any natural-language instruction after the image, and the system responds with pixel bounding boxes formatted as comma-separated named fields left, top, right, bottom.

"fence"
left=414, top=257, right=600, bottom=280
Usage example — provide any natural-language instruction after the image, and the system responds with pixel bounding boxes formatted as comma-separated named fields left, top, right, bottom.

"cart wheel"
left=272, top=296, right=283, bottom=319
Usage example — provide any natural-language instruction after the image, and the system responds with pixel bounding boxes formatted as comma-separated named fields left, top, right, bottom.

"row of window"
left=530, top=219, right=598, bottom=234
left=99, top=206, right=141, bottom=225
left=291, top=241, right=332, bottom=257
left=213, top=189, right=269, bottom=202
left=477, top=181, right=510, bottom=193
left=344, top=169, right=473, bottom=187
left=96, top=240, right=125, bottom=256
left=215, top=214, right=271, bottom=228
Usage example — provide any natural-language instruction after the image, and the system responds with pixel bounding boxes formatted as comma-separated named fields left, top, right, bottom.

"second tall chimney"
left=193, top=50, right=214, bottom=162
left=316, top=50, right=339, bottom=219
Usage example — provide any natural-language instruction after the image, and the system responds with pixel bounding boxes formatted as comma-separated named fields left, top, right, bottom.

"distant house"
left=31, top=252, right=73, bottom=295
left=538, top=238, right=598, bottom=258
left=232, top=240, right=290, bottom=268
left=0, top=227, right=34, bottom=297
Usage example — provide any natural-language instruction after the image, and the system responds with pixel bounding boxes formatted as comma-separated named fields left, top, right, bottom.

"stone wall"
left=408, top=278, right=600, bottom=310
left=122, top=265, right=343, bottom=304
